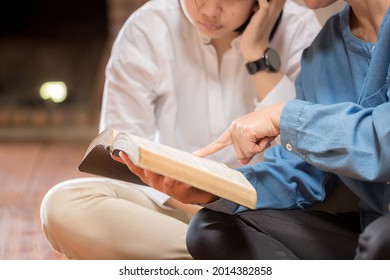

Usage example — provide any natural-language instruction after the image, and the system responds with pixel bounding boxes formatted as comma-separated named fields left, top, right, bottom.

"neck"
left=348, top=0, right=390, bottom=42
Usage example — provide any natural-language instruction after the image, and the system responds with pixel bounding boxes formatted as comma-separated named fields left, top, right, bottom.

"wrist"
left=243, top=46, right=268, bottom=62
left=240, top=39, right=269, bottom=62
left=245, top=47, right=281, bottom=75
left=273, top=102, right=285, bottom=128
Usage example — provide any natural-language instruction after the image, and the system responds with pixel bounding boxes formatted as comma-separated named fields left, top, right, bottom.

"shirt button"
left=286, top=143, right=293, bottom=152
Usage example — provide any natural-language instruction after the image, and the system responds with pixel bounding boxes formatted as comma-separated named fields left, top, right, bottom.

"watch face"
left=265, top=48, right=281, bottom=71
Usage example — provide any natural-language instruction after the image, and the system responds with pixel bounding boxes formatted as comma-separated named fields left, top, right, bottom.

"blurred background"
left=0, top=0, right=344, bottom=141
left=0, top=0, right=345, bottom=260
left=0, top=0, right=149, bottom=141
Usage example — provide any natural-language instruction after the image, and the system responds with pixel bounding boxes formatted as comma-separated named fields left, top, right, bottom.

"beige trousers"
left=40, top=178, right=192, bottom=259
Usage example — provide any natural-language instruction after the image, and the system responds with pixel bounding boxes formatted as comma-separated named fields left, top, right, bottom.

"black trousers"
left=186, top=208, right=390, bottom=260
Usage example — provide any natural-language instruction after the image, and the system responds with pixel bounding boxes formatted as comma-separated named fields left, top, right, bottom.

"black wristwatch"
left=245, top=48, right=281, bottom=75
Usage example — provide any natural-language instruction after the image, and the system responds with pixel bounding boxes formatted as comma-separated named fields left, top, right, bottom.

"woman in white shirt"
left=40, top=0, right=321, bottom=259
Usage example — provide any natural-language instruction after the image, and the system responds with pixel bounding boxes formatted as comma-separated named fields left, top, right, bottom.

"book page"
left=82, top=128, right=115, bottom=158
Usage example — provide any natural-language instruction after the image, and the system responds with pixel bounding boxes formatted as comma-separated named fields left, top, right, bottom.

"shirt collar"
left=341, top=4, right=374, bottom=57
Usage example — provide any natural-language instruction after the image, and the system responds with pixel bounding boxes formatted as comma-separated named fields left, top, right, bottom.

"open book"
left=78, top=129, right=257, bottom=209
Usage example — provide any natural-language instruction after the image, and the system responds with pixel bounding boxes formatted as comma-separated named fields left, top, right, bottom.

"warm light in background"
left=40, top=81, right=68, bottom=103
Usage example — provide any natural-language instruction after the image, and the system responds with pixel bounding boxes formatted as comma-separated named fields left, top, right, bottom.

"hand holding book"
left=118, top=151, right=219, bottom=205
left=78, top=129, right=257, bottom=209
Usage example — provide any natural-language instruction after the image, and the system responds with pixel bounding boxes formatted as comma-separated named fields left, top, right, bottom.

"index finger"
left=193, top=130, right=232, bottom=158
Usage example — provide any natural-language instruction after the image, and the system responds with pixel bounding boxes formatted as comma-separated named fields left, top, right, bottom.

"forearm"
left=252, top=71, right=284, bottom=101
left=202, top=146, right=333, bottom=214
left=255, top=75, right=296, bottom=110
left=280, top=100, right=390, bottom=181
left=166, top=198, right=202, bottom=216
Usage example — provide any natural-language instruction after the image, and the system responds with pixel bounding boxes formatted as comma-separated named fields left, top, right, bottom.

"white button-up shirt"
left=99, top=0, right=321, bottom=206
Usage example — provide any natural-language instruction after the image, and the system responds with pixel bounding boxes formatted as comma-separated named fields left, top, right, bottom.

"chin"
left=197, top=27, right=223, bottom=39
left=303, top=0, right=338, bottom=10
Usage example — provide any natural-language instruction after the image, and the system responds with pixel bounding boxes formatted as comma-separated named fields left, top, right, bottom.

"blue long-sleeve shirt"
left=206, top=5, right=390, bottom=228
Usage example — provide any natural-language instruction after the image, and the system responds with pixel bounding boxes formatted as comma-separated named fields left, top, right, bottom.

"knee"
left=40, top=179, right=76, bottom=230
left=186, top=208, right=209, bottom=259
left=186, top=208, right=237, bottom=259
left=355, top=214, right=390, bottom=259
left=40, top=178, right=94, bottom=231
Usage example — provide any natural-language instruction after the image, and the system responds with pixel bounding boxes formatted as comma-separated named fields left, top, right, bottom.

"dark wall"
left=0, top=0, right=109, bottom=108
left=1, top=0, right=108, bottom=39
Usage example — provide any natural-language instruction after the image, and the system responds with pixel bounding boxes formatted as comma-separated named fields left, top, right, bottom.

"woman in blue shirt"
left=121, top=0, right=390, bottom=259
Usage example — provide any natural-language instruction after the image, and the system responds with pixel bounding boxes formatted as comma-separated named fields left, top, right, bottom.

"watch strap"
left=246, top=58, right=267, bottom=75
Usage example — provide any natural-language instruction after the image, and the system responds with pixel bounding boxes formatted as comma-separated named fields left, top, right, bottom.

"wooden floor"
left=0, top=140, right=91, bottom=259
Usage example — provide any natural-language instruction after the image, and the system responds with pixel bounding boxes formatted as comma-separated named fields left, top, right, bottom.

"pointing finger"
left=193, top=129, right=233, bottom=158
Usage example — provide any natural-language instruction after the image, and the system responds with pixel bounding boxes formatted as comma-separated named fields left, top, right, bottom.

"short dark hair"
left=235, top=9, right=283, bottom=41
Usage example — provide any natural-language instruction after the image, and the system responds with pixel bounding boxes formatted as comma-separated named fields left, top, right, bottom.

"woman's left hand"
left=117, top=151, right=219, bottom=205
left=240, top=0, right=286, bottom=62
